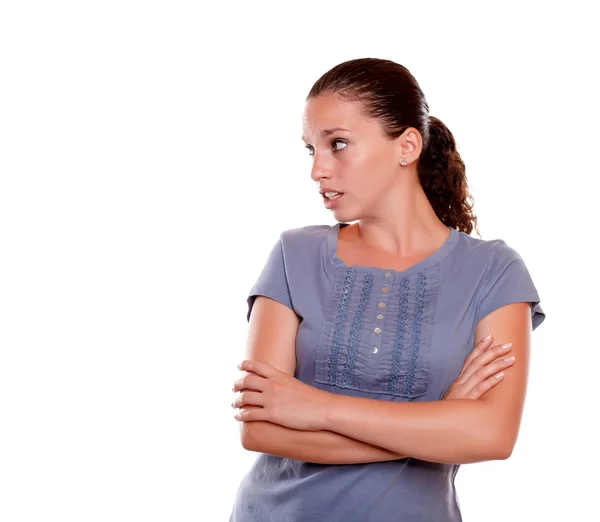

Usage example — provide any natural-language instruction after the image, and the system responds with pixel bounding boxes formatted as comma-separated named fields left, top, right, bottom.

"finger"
left=465, top=370, right=506, bottom=399
left=234, top=406, right=269, bottom=422
left=475, top=342, right=513, bottom=368
left=232, top=391, right=265, bottom=409
left=458, top=335, right=494, bottom=377
left=238, top=359, right=278, bottom=378
left=232, top=373, right=267, bottom=392
left=463, top=353, right=516, bottom=390
left=457, top=342, right=512, bottom=385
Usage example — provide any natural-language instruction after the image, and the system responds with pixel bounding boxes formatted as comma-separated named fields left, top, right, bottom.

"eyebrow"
left=301, top=127, right=351, bottom=143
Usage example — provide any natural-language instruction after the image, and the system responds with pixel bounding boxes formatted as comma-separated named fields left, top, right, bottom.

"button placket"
left=367, top=272, right=394, bottom=365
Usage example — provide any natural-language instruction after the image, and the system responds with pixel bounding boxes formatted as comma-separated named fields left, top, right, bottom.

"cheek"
left=357, top=143, right=391, bottom=170
left=343, top=149, right=375, bottom=181
left=348, top=151, right=390, bottom=191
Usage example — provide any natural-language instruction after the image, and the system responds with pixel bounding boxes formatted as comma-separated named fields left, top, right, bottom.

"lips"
left=322, top=192, right=344, bottom=201
left=323, top=192, right=345, bottom=209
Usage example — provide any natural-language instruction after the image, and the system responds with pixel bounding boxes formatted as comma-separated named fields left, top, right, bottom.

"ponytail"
left=418, top=116, right=478, bottom=235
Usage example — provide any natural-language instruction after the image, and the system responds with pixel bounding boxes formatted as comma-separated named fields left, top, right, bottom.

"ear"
left=396, top=127, right=423, bottom=165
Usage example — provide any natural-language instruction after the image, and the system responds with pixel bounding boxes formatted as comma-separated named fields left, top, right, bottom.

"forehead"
left=302, top=93, right=369, bottom=137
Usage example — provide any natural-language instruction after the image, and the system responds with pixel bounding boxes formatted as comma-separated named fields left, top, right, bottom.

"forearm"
left=241, top=421, right=408, bottom=465
left=325, top=396, right=506, bottom=464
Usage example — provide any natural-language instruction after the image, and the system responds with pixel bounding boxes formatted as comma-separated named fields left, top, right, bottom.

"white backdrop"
left=1, top=1, right=598, bottom=521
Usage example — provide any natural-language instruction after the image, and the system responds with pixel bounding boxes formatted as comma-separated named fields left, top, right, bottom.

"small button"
left=385, top=272, right=392, bottom=278
left=374, top=327, right=382, bottom=334
left=378, top=302, right=386, bottom=308
left=377, top=314, right=384, bottom=320
left=382, top=287, right=389, bottom=293
left=370, top=346, right=379, bottom=354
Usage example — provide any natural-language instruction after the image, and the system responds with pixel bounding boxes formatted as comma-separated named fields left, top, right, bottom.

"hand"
left=443, top=335, right=514, bottom=400
left=231, top=360, right=331, bottom=431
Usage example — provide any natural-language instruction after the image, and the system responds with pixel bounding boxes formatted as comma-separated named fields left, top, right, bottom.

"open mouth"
left=323, top=192, right=344, bottom=201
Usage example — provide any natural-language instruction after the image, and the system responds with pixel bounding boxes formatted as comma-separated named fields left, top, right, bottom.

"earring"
left=401, top=160, right=407, bottom=166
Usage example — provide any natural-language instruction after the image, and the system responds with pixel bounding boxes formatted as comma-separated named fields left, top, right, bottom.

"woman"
left=229, top=58, right=545, bottom=521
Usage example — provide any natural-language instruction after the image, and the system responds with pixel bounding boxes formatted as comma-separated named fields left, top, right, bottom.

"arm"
left=238, top=296, right=408, bottom=464
left=242, top=409, right=406, bottom=464
left=321, top=302, right=532, bottom=464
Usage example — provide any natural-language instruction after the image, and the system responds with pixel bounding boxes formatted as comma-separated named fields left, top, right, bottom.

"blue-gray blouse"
left=230, top=223, right=545, bottom=522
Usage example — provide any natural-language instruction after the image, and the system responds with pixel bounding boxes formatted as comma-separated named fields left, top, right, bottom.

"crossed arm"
left=240, top=411, right=405, bottom=464
left=236, top=296, right=531, bottom=465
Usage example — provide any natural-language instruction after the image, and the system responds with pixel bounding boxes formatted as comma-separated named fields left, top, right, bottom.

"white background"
left=1, top=1, right=598, bottom=521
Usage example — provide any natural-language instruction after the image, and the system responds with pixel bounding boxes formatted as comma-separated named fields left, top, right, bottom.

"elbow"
left=239, top=422, right=258, bottom=451
left=492, top=432, right=517, bottom=460
left=495, top=442, right=515, bottom=460
left=238, top=406, right=268, bottom=451
left=478, top=409, right=519, bottom=461
left=470, top=440, right=512, bottom=463
left=239, top=424, right=253, bottom=450
left=490, top=445, right=512, bottom=461
left=477, top=421, right=517, bottom=461
left=467, top=443, right=512, bottom=464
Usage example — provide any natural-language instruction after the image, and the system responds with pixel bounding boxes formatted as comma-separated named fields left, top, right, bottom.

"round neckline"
left=327, top=222, right=459, bottom=276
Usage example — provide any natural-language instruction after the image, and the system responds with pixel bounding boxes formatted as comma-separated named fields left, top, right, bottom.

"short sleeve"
left=246, top=236, right=294, bottom=322
left=476, top=241, right=546, bottom=330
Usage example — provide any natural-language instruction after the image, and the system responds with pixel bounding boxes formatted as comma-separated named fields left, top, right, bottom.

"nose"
left=310, top=153, right=332, bottom=184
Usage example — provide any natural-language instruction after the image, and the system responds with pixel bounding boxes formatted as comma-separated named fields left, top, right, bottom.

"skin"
left=301, top=91, right=450, bottom=261
left=232, top=92, right=532, bottom=464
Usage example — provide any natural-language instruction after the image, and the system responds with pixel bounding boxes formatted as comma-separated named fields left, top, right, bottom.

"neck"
left=355, top=179, right=449, bottom=257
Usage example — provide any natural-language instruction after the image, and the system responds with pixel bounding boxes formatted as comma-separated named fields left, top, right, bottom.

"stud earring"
left=401, top=160, right=407, bottom=166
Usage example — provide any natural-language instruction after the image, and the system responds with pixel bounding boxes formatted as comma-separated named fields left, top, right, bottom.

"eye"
left=331, top=140, right=348, bottom=152
left=332, top=139, right=347, bottom=151
left=304, top=139, right=347, bottom=156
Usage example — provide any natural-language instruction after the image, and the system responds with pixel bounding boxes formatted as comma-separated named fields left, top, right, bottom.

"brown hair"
left=307, top=57, right=478, bottom=235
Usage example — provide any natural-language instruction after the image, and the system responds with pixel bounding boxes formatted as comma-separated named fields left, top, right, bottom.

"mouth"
left=322, top=191, right=345, bottom=202
left=322, top=192, right=345, bottom=209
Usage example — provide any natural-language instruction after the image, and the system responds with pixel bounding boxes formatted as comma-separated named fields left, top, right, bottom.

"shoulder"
left=458, top=232, right=545, bottom=328
left=454, top=230, right=524, bottom=270
left=280, top=223, right=331, bottom=241
left=278, top=223, right=332, bottom=254
left=456, top=231, right=538, bottom=304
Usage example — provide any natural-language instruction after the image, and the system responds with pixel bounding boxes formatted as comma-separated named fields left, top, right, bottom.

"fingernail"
left=504, top=355, right=515, bottom=362
left=481, top=334, right=492, bottom=342
left=501, top=343, right=512, bottom=350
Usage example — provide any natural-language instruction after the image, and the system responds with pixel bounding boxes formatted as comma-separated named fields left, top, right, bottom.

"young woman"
left=229, top=58, right=545, bottom=522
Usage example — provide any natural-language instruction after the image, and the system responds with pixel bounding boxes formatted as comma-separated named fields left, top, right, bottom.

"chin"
left=332, top=211, right=358, bottom=224
left=331, top=203, right=362, bottom=223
